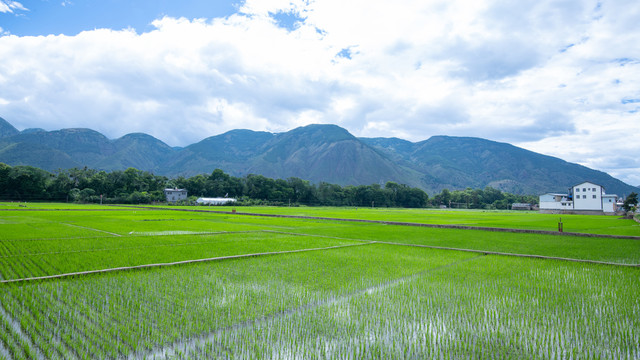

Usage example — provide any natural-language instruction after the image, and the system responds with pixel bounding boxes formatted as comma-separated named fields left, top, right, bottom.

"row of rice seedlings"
left=0, top=253, right=57, bottom=281
left=0, top=245, right=470, bottom=359
left=0, top=300, right=45, bottom=360
left=0, top=219, right=104, bottom=241
left=170, top=255, right=639, bottom=359
left=1, top=276, right=320, bottom=358
left=0, top=307, right=29, bottom=359
left=0, top=232, right=218, bottom=258
left=0, top=232, right=361, bottom=281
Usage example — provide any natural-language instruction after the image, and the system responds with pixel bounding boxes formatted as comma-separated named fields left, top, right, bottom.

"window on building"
left=593, top=195, right=597, bottom=199
left=583, top=188, right=586, bottom=191
left=576, top=188, right=580, bottom=192
left=583, top=195, right=587, bottom=199
left=592, top=188, right=596, bottom=191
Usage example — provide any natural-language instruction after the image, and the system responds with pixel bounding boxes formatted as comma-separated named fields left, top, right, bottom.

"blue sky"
left=0, top=0, right=639, bottom=186
left=1, top=1, right=239, bottom=36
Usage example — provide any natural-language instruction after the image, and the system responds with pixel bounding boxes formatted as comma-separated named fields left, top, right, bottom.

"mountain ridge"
left=0, top=118, right=636, bottom=196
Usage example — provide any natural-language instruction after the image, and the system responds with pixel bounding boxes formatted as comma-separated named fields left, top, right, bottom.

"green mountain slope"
left=361, top=136, right=637, bottom=196
left=0, top=117, right=636, bottom=196
left=0, top=125, right=176, bottom=173
left=95, top=133, right=176, bottom=172
left=162, top=129, right=275, bottom=176
left=5, top=128, right=115, bottom=165
left=0, top=141, right=80, bottom=169
left=0, top=117, right=19, bottom=138
left=248, top=125, right=422, bottom=186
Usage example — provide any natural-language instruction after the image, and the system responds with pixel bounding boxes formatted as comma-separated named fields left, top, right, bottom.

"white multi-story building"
left=164, top=188, right=188, bottom=203
left=539, top=181, right=619, bottom=215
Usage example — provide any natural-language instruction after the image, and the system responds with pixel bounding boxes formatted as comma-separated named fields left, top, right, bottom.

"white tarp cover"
left=196, top=197, right=237, bottom=205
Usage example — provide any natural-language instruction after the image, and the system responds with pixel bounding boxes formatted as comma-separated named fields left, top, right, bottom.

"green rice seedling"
left=0, top=245, right=474, bottom=359
left=173, top=255, right=639, bottom=359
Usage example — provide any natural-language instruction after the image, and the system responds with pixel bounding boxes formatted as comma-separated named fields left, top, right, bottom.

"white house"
left=164, top=188, right=188, bottom=203
left=539, top=193, right=574, bottom=211
left=196, top=197, right=237, bottom=205
left=602, top=194, right=618, bottom=213
left=539, top=181, right=618, bottom=215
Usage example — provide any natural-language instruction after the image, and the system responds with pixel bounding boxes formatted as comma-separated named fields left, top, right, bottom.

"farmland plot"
left=0, top=245, right=476, bottom=359
left=0, top=205, right=638, bottom=359
left=176, top=256, right=640, bottom=359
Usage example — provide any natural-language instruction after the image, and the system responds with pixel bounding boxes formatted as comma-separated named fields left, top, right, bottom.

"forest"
left=0, top=163, right=537, bottom=208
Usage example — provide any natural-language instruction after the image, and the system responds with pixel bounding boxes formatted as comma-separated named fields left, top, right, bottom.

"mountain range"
left=0, top=117, right=637, bottom=196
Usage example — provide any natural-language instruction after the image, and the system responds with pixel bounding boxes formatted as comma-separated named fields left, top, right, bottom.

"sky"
left=0, top=0, right=639, bottom=186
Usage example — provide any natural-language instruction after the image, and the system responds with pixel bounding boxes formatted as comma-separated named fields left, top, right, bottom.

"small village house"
left=164, top=188, right=188, bottom=203
left=511, top=203, right=533, bottom=210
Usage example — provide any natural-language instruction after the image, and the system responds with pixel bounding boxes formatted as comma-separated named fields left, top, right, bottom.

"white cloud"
left=0, top=0, right=638, bottom=184
left=0, top=0, right=27, bottom=13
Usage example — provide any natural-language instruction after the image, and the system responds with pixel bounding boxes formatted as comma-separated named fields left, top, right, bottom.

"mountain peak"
left=286, top=124, right=355, bottom=142
left=21, top=128, right=47, bottom=134
left=0, top=117, right=19, bottom=138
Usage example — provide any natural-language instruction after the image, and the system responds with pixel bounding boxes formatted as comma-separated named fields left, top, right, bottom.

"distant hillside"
left=163, top=129, right=275, bottom=177
left=361, top=136, right=638, bottom=196
left=95, top=133, right=175, bottom=173
left=0, top=125, right=175, bottom=174
left=247, top=125, right=422, bottom=187
left=0, top=118, right=637, bottom=196
left=0, top=117, right=19, bottom=138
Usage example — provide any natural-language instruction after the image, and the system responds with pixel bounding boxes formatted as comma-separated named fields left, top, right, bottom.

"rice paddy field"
left=0, top=202, right=639, bottom=359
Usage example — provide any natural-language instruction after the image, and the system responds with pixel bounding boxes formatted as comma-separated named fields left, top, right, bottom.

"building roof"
left=571, top=181, right=605, bottom=189
left=164, top=188, right=187, bottom=192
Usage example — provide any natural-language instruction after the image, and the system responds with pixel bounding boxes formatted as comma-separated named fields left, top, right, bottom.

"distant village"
left=165, top=180, right=633, bottom=216
left=539, top=181, right=624, bottom=215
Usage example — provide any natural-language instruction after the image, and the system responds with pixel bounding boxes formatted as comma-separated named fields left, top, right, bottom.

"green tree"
left=47, top=170, right=75, bottom=201
left=0, top=163, right=12, bottom=198
left=7, top=166, right=49, bottom=200
left=287, top=177, right=316, bottom=205
left=433, top=188, right=451, bottom=207
left=622, top=192, right=638, bottom=212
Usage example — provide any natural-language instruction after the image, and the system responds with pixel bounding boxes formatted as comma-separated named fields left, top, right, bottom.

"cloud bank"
left=0, top=0, right=639, bottom=186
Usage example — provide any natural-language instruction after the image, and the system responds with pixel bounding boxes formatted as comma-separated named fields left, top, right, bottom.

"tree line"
left=0, top=163, right=537, bottom=209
